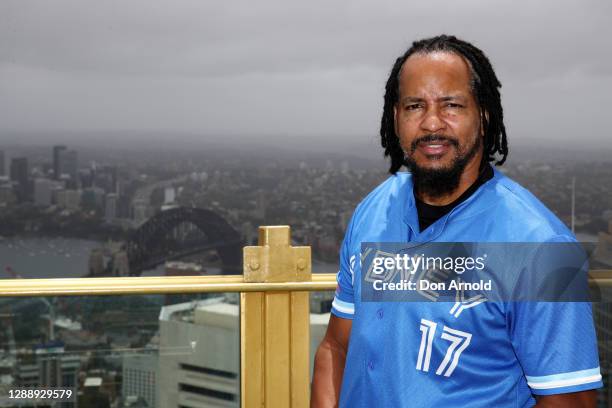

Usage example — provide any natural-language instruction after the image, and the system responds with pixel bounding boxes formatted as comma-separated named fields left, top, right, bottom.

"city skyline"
left=1, top=141, right=611, bottom=266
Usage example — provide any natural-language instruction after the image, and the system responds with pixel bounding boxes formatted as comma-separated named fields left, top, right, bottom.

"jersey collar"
left=402, top=165, right=504, bottom=240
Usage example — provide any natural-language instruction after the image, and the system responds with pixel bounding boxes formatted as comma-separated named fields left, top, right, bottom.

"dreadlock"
left=380, top=34, right=508, bottom=174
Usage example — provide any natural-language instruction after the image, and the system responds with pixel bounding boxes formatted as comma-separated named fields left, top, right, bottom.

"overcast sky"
left=1, top=0, right=610, bottom=153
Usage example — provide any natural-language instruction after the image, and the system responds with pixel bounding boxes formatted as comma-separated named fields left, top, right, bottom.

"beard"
left=403, top=133, right=482, bottom=199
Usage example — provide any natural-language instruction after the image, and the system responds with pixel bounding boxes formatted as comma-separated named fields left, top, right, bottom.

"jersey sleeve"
left=509, top=301, right=602, bottom=395
left=330, top=210, right=358, bottom=320
left=508, top=236, right=602, bottom=395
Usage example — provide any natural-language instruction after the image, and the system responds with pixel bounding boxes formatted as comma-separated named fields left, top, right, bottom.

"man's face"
left=394, top=51, right=483, bottom=176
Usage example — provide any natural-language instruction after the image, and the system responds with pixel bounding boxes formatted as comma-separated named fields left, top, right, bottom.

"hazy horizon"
left=2, top=129, right=612, bottom=165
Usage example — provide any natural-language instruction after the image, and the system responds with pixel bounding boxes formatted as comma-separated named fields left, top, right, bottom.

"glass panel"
left=0, top=292, right=240, bottom=407
left=593, top=285, right=612, bottom=408
left=309, top=290, right=334, bottom=378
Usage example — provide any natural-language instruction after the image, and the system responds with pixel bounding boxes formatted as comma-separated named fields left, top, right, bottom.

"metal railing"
left=1, top=225, right=611, bottom=408
left=0, top=273, right=336, bottom=296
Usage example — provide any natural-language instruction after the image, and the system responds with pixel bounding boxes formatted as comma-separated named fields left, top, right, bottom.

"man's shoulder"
left=484, top=170, right=574, bottom=241
left=347, top=169, right=575, bottom=242
left=352, top=172, right=412, bottom=217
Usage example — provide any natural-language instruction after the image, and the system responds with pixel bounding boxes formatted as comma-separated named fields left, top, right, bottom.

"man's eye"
left=405, top=104, right=422, bottom=111
left=445, top=103, right=463, bottom=109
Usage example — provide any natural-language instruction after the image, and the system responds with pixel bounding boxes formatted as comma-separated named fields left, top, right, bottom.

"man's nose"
left=420, top=108, right=446, bottom=133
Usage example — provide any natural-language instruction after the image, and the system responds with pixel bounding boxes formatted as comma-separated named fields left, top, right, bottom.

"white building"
left=34, top=178, right=62, bottom=207
left=164, top=187, right=176, bottom=205
left=17, top=352, right=81, bottom=389
left=156, top=297, right=328, bottom=407
left=55, top=189, right=81, bottom=211
left=157, top=298, right=238, bottom=408
left=123, top=353, right=158, bottom=408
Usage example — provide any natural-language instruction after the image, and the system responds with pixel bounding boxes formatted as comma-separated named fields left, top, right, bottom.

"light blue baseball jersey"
left=331, top=166, right=602, bottom=407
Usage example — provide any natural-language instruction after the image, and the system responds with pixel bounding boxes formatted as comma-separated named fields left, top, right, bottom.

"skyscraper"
left=33, top=178, right=60, bottom=207
left=60, top=149, right=78, bottom=182
left=10, top=157, right=29, bottom=202
left=0, top=150, right=5, bottom=177
left=53, top=145, right=67, bottom=180
left=105, top=193, right=118, bottom=223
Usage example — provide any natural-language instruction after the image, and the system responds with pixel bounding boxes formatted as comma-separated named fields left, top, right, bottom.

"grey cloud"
left=0, top=0, right=610, bottom=147
left=2, top=0, right=609, bottom=78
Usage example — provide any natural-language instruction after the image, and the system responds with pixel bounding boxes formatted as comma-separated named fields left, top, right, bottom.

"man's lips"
left=416, top=140, right=452, bottom=156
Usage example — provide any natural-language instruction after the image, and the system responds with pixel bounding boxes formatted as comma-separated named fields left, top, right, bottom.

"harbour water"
left=0, top=236, right=340, bottom=279
left=0, top=236, right=101, bottom=279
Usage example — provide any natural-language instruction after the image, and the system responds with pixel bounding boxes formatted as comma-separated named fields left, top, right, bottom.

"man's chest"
left=349, top=300, right=513, bottom=381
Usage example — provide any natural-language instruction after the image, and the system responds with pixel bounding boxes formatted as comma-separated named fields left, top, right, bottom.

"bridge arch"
left=125, top=207, right=243, bottom=276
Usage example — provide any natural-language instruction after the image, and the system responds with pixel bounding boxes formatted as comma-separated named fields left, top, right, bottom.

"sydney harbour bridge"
left=120, top=207, right=243, bottom=276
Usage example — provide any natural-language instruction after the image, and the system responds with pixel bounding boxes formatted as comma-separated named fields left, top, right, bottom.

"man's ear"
left=480, top=110, right=489, bottom=137
left=394, top=105, right=399, bottom=136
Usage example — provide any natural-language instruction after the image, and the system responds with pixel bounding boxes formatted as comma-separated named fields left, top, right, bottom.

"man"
left=311, top=35, right=602, bottom=407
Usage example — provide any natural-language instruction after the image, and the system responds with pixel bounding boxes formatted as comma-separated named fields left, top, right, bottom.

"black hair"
left=380, top=34, right=508, bottom=174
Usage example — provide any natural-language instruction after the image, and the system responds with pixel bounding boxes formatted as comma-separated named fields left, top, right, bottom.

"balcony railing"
left=1, top=225, right=611, bottom=408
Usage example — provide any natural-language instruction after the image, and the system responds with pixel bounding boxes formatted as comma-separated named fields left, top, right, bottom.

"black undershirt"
left=415, top=165, right=494, bottom=232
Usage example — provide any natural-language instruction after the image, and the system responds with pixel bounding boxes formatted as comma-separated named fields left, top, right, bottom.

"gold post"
left=241, top=226, right=311, bottom=408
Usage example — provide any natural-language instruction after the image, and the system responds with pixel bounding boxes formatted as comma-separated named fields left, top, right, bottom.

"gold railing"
left=0, top=273, right=336, bottom=296
left=0, top=226, right=611, bottom=408
left=3, top=271, right=611, bottom=296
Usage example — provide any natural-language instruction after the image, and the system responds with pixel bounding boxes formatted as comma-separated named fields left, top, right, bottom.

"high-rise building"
left=0, top=150, right=5, bottom=177
left=17, top=349, right=80, bottom=390
left=34, top=178, right=62, bottom=207
left=157, top=299, right=240, bottom=408
left=164, top=187, right=175, bottom=205
left=156, top=298, right=329, bottom=407
left=123, top=353, right=158, bottom=408
left=96, top=165, right=119, bottom=194
left=53, top=145, right=67, bottom=180
left=105, top=193, right=118, bottom=223
left=55, top=189, right=81, bottom=211
left=60, top=150, right=78, bottom=182
left=0, top=184, right=17, bottom=207
left=82, top=187, right=105, bottom=210
left=53, top=146, right=79, bottom=187
left=10, top=157, right=29, bottom=202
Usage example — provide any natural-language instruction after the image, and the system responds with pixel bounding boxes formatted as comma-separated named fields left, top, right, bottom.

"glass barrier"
left=592, top=282, right=612, bottom=408
left=0, top=292, right=241, bottom=408
left=308, top=291, right=334, bottom=379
